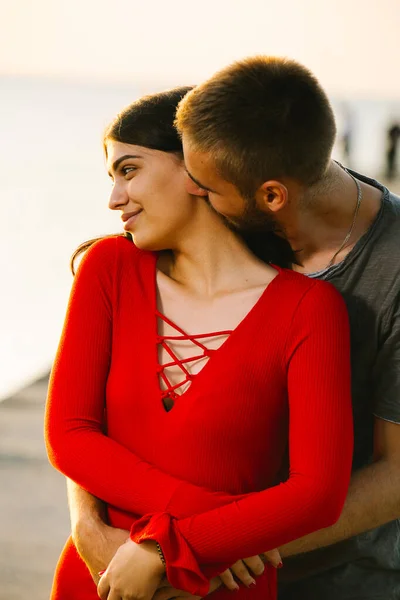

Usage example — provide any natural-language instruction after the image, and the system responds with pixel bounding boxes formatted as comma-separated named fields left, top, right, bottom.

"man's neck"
left=283, top=162, right=382, bottom=274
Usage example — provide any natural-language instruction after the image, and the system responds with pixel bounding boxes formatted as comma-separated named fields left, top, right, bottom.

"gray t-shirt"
left=278, top=172, right=400, bottom=600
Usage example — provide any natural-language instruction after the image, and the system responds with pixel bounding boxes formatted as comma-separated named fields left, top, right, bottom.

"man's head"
left=175, top=56, right=337, bottom=230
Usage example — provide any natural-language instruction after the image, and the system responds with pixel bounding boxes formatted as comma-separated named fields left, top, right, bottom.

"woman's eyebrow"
left=185, top=168, right=217, bottom=193
left=108, top=154, right=144, bottom=177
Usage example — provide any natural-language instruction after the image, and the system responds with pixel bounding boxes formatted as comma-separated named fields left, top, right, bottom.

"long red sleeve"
left=45, top=239, right=248, bottom=519
left=130, top=281, right=353, bottom=595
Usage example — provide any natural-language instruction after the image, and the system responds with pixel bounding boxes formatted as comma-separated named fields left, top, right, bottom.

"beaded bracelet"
left=156, top=542, right=166, bottom=567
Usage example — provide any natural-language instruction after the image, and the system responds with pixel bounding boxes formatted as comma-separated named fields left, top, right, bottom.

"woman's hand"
left=219, top=548, right=282, bottom=591
left=97, top=539, right=165, bottom=600
left=151, top=549, right=282, bottom=599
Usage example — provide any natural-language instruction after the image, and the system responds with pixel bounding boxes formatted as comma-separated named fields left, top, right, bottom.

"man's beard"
left=222, top=196, right=295, bottom=268
left=224, top=196, right=279, bottom=234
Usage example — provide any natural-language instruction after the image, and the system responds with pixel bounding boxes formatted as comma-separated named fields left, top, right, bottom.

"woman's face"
left=106, top=140, right=206, bottom=251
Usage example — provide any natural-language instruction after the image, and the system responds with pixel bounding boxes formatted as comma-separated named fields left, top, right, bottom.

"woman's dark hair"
left=71, top=86, right=296, bottom=274
left=71, top=87, right=192, bottom=274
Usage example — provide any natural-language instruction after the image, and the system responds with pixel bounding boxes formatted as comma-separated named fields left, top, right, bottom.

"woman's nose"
left=108, top=184, right=128, bottom=211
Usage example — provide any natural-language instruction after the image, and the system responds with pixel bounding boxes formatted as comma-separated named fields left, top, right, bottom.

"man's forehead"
left=182, top=139, right=213, bottom=171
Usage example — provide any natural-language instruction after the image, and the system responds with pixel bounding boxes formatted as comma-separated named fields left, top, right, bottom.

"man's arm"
left=280, top=418, right=400, bottom=557
left=67, top=477, right=108, bottom=532
left=67, top=481, right=263, bottom=594
left=69, top=418, right=400, bottom=580
left=67, top=479, right=130, bottom=583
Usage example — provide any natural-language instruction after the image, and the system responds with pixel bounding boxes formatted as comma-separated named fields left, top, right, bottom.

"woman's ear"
left=185, top=174, right=209, bottom=197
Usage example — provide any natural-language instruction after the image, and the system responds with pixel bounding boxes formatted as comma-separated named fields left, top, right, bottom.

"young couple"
left=45, top=56, right=400, bottom=600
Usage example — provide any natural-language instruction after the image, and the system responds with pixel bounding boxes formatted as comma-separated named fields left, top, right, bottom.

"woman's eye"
left=122, top=166, right=137, bottom=177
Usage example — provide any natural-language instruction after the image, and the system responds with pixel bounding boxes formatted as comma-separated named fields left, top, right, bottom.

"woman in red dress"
left=45, top=87, right=353, bottom=600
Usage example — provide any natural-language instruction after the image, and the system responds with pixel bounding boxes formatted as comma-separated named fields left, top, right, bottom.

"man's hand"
left=152, top=576, right=222, bottom=600
left=98, top=539, right=165, bottom=600
left=67, top=479, right=130, bottom=584
left=73, top=520, right=129, bottom=585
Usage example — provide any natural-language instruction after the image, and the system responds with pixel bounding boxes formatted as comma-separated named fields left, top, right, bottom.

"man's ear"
left=255, top=180, right=288, bottom=213
left=185, top=174, right=209, bottom=197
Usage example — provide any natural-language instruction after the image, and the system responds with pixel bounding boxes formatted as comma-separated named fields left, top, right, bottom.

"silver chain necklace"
left=325, top=168, right=363, bottom=269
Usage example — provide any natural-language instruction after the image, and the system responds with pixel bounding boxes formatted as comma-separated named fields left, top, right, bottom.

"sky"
left=1, top=0, right=400, bottom=98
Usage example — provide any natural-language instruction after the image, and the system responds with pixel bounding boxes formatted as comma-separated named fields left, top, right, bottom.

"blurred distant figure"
left=341, top=104, right=354, bottom=168
left=386, top=122, right=400, bottom=180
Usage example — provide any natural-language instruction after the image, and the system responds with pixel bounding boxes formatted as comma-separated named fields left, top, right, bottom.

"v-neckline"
left=149, top=252, right=284, bottom=414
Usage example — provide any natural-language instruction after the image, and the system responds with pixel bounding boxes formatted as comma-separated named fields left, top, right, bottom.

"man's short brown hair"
left=175, top=56, right=337, bottom=198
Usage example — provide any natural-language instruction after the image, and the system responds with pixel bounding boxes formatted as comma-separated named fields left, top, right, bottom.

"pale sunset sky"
left=1, top=0, right=400, bottom=97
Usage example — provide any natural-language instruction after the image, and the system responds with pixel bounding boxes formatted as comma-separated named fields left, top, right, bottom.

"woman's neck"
left=158, top=219, right=274, bottom=298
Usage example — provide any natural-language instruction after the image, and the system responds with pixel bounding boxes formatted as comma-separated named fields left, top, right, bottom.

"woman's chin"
left=129, top=232, right=166, bottom=253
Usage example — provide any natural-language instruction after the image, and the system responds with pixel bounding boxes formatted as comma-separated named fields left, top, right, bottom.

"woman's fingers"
left=242, top=554, right=266, bottom=577
left=208, top=577, right=223, bottom=594
left=218, top=551, right=284, bottom=594
left=220, top=551, right=282, bottom=592
left=224, top=559, right=258, bottom=589
left=219, top=567, right=240, bottom=591
left=261, top=548, right=283, bottom=568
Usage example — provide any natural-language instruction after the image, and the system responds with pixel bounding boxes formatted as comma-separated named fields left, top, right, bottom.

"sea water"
left=0, top=76, right=399, bottom=400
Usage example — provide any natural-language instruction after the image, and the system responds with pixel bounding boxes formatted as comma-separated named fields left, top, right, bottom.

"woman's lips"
left=122, top=210, right=143, bottom=230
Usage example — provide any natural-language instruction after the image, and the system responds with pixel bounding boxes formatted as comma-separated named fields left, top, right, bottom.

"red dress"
left=45, top=236, right=353, bottom=599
